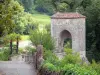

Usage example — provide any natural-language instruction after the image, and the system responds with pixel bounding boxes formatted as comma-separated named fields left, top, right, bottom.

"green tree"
left=21, top=0, right=34, bottom=12
left=35, top=0, right=89, bottom=13
left=14, top=12, right=38, bottom=34
left=3, top=33, right=21, bottom=54
left=0, top=0, right=23, bottom=37
left=83, top=0, right=100, bottom=62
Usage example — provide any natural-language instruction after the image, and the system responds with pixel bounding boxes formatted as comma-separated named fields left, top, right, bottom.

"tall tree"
left=0, top=0, right=24, bottom=37
left=21, top=0, right=34, bottom=12
left=85, top=0, right=100, bottom=51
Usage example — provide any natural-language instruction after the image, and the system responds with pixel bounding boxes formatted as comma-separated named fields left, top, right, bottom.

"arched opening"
left=60, top=30, right=72, bottom=50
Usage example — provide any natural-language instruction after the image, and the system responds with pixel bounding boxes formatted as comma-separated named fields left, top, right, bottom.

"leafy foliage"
left=14, top=12, right=39, bottom=34
left=61, top=48, right=81, bottom=65
left=25, top=46, right=36, bottom=54
left=89, top=60, right=100, bottom=74
left=43, top=49, right=59, bottom=65
left=3, top=33, right=21, bottom=45
left=0, top=48, right=10, bottom=61
left=30, top=30, right=55, bottom=50
left=0, top=0, right=23, bottom=36
left=14, top=12, right=50, bottom=34
left=84, top=0, right=100, bottom=61
left=62, top=64, right=97, bottom=75
left=41, top=49, right=97, bottom=75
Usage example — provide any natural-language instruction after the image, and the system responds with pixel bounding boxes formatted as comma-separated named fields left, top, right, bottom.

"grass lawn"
left=32, top=14, right=51, bottom=31
left=32, top=14, right=50, bottom=25
left=20, top=35, right=29, bottom=41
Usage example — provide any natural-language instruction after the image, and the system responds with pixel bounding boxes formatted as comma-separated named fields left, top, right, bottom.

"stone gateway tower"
left=51, top=12, right=86, bottom=58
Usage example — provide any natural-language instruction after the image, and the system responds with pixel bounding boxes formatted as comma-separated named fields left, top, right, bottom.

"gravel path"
left=0, top=55, right=37, bottom=75
left=0, top=40, right=37, bottom=75
left=0, top=61, right=37, bottom=75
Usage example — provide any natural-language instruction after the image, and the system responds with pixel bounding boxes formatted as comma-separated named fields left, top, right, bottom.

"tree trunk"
left=16, top=37, right=19, bottom=54
left=10, top=39, right=13, bottom=55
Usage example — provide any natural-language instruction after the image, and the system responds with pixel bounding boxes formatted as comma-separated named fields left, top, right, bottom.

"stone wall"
left=51, top=18, right=86, bottom=59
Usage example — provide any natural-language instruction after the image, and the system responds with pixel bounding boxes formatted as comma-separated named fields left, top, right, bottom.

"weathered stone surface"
left=51, top=12, right=86, bottom=59
left=35, top=45, right=44, bottom=70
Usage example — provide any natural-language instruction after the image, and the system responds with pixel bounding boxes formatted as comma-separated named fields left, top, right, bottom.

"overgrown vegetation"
left=39, top=48, right=98, bottom=75
left=0, top=48, right=10, bottom=61
left=0, top=33, right=22, bottom=61
left=30, top=29, right=54, bottom=50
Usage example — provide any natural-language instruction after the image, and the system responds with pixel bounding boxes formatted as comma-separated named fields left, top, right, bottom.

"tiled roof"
left=51, top=12, right=86, bottom=19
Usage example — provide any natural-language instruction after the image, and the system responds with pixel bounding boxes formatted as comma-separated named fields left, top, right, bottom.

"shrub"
left=62, top=64, right=97, bottom=75
left=0, top=48, right=10, bottom=61
left=45, top=24, right=51, bottom=33
left=41, top=49, right=98, bottom=75
left=19, top=48, right=24, bottom=54
left=64, top=38, right=72, bottom=49
left=23, top=23, right=38, bottom=35
left=3, top=33, right=21, bottom=45
left=43, top=62, right=56, bottom=71
left=0, top=37, right=4, bottom=45
left=42, top=61, right=97, bottom=75
left=90, top=60, right=100, bottom=74
left=30, top=30, right=54, bottom=50
left=43, top=49, right=59, bottom=65
left=40, top=62, right=61, bottom=75
left=25, top=46, right=36, bottom=54
left=61, top=48, right=81, bottom=65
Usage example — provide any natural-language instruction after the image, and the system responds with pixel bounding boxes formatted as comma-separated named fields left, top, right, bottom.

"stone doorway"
left=60, top=30, right=72, bottom=51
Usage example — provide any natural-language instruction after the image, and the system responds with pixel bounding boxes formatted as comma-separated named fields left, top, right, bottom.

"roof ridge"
left=51, top=12, right=86, bottom=19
